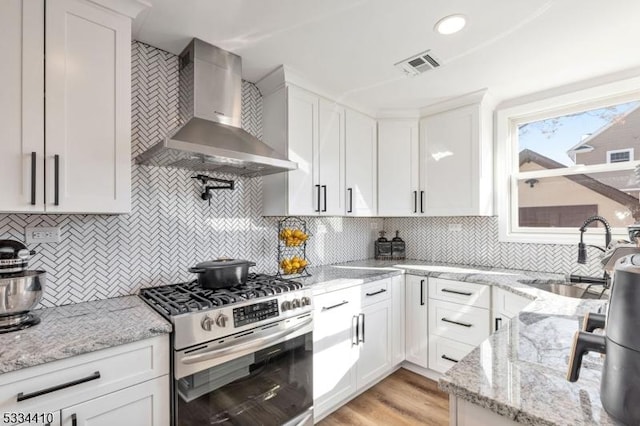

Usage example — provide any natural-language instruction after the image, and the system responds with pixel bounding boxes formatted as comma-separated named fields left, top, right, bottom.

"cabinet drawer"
left=313, top=287, right=357, bottom=340
left=429, top=299, right=490, bottom=346
left=429, top=337, right=475, bottom=374
left=0, top=335, right=168, bottom=413
left=360, top=279, right=390, bottom=307
left=429, top=278, right=490, bottom=309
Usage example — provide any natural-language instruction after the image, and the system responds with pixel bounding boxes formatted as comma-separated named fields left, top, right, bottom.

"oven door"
left=174, top=314, right=313, bottom=426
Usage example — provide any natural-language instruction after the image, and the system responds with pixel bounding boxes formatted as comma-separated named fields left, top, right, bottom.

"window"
left=607, top=148, right=634, bottom=163
left=497, top=76, right=640, bottom=244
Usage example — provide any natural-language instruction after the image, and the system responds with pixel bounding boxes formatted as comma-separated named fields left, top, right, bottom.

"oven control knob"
left=301, top=297, right=311, bottom=307
left=215, top=314, right=228, bottom=328
left=291, top=298, right=301, bottom=309
left=282, top=300, right=292, bottom=311
left=201, top=315, right=215, bottom=331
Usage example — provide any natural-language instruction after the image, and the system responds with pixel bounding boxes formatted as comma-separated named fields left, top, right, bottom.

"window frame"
left=607, top=148, right=634, bottom=164
left=496, top=75, right=640, bottom=245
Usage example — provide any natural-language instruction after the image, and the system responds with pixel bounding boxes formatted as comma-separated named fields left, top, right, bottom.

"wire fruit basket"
left=277, top=217, right=311, bottom=278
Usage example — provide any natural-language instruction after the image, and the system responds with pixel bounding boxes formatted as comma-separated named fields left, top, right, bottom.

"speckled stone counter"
left=0, top=296, right=172, bottom=375
left=301, top=259, right=612, bottom=425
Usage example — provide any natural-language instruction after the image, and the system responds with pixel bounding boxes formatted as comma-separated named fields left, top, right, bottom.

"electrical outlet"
left=25, top=226, right=60, bottom=243
left=448, top=223, right=463, bottom=232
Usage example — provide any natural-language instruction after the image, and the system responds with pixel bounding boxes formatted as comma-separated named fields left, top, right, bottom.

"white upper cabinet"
left=0, top=0, right=45, bottom=212
left=261, top=83, right=346, bottom=216
left=378, top=119, right=420, bottom=216
left=285, top=87, right=318, bottom=216
left=420, top=96, right=494, bottom=216
left=0, top=0, right=142, bottom=214
left=46, top=0, right=133, bottom=214
left=345, top=110, right=377, bottom=216
left=317, top=99, right=346, bottom=216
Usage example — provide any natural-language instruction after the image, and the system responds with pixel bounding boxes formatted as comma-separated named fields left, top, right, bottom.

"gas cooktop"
left=139, top=273, right=312, bottom=349
left=140, top=273, right=304, bottom=316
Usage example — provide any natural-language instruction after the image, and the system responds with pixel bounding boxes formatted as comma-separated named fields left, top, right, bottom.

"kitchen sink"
left=525, top=282, right=608, bottom=299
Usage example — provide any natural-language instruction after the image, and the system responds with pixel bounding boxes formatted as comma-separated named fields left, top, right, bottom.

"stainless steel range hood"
left=135, top=39, right=297, bottom=177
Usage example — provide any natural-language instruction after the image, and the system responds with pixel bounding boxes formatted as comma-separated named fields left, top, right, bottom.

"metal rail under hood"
left=135, top=39, right=297, bottom=177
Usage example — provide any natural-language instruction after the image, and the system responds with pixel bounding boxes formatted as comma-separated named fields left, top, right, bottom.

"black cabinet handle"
left=71, top=414, right=77, bottom=426
left=413, top=191, right=417, bottom=213
left=420, top=190, right=424, bottom=213
left=441, top=354, right=459, bottom=363
left=30, top=152, right=36, bottom=205
left=54, top=154, right=60, bottom=206
left=315, top=185, right=321, bottom=212
left=420, top=279, right=425, bottom=306
left=442, top=318, right=473, bottom=328
left=442, top=288, right=473, bottom=296
left=352, top=315, right=359, bottom=346
left=17, top=371, right=100, bottom=402
left=358, top=313, right=365, bottom=343
left=321, top=185, right=327, bottom=212
left=347, top=188, right=353, bottom=213
left=495, top=317, right=503, bottom=331
left=365, top=288, right=387, bottom=296
left=322, top=300, right=349, bottom=311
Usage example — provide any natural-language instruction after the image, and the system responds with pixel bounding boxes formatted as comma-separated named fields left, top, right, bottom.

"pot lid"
left=193, top=258, right=256, bottom=269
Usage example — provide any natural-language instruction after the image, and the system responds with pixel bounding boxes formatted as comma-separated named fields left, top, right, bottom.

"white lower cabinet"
left=492, top=288, right=532, bottom=332
left=405, top=275, right=428, bottom=368
left=60, top=376, right=169, bottom=426
left=428, top=337, right=474, bottom=374
left=390, top=275, right=405, bottom=366
left=313, top=278, right=395, bottom=420
left=1, top=336, right=169, bottom=426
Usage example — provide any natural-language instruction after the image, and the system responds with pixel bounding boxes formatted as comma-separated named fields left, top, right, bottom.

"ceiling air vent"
left=395, top=50, right=441, bottom=76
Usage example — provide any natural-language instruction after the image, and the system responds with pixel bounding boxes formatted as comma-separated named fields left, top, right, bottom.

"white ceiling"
left=133, top=0, right=640, bottom=113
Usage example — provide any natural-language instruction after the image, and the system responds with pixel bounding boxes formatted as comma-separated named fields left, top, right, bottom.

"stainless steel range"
left=140, top=273, right=314, bottom=426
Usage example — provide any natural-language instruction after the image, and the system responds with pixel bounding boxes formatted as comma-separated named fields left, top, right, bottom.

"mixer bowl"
left=0, top=271, right=45, bottom=320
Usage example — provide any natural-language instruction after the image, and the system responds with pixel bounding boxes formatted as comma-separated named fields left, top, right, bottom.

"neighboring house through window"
left=496, top=76, right=640, bottom=244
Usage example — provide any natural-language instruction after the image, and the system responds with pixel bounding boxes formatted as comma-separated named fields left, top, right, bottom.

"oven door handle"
left=180, top=318, right=312, bottom=365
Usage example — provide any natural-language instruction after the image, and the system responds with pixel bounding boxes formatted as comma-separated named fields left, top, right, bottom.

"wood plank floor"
left=318, top=368, right=449, bottom=426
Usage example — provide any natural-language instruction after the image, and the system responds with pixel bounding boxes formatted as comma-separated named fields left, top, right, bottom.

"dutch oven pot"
left=0, top=239, right=36, bottom=274
left=189, top=259, right=256, bottom=289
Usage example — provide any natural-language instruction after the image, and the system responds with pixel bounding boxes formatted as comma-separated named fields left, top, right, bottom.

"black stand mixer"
left=567, top=224, right=640, bottom=424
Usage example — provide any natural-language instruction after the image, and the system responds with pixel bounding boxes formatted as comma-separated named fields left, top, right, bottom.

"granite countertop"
left=0, top=296, right=172, bottom=375
left=300, top=259, right=612, bottom=426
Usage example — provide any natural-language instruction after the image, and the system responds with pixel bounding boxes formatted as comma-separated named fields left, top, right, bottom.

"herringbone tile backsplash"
left=385, top=217, right=604, bottom=277
left=0, top=42, right=602, bottom=308
left=0, top=42, right=382, bottom=308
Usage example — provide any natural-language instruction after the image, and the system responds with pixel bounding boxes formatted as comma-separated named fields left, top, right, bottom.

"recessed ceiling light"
left=434, top=14, right=466, bottom=35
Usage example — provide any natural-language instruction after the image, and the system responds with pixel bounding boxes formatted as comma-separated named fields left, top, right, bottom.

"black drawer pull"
left=413, top=191, right=417, bottom=213
left=347, top=188, right=353, bottom=213
left=441, top=354, right=459, bottom=363
left=17, top=371, right=101, bottom=402
left=322, top=185, right=327, bottom=212
left=30, top=152, right=36, bottom=205
left=71, top=413, right=77, bottom=426
left=366, top=289, right=387, bottom=297
left=441, top=318, right=473, bottom=328
left=315, top=185, right=321, bottom=212
left=420, top=279, right=425, bottom=306
left=441, top=288, right=473, bottom=296
left=322, top=300, right=349, bottom=311
left=420, top=190, right=424, bottom=213
left=495, top=317, right=503, bottom=331
left=54, top=154, right=60, bottom=206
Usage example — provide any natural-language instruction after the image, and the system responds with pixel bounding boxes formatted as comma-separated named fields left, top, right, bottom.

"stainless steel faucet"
left=577, top=215, right=612, bottom=264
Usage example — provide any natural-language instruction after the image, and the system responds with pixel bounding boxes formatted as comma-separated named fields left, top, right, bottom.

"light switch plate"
left=25, top=226, right=60, bottom=243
